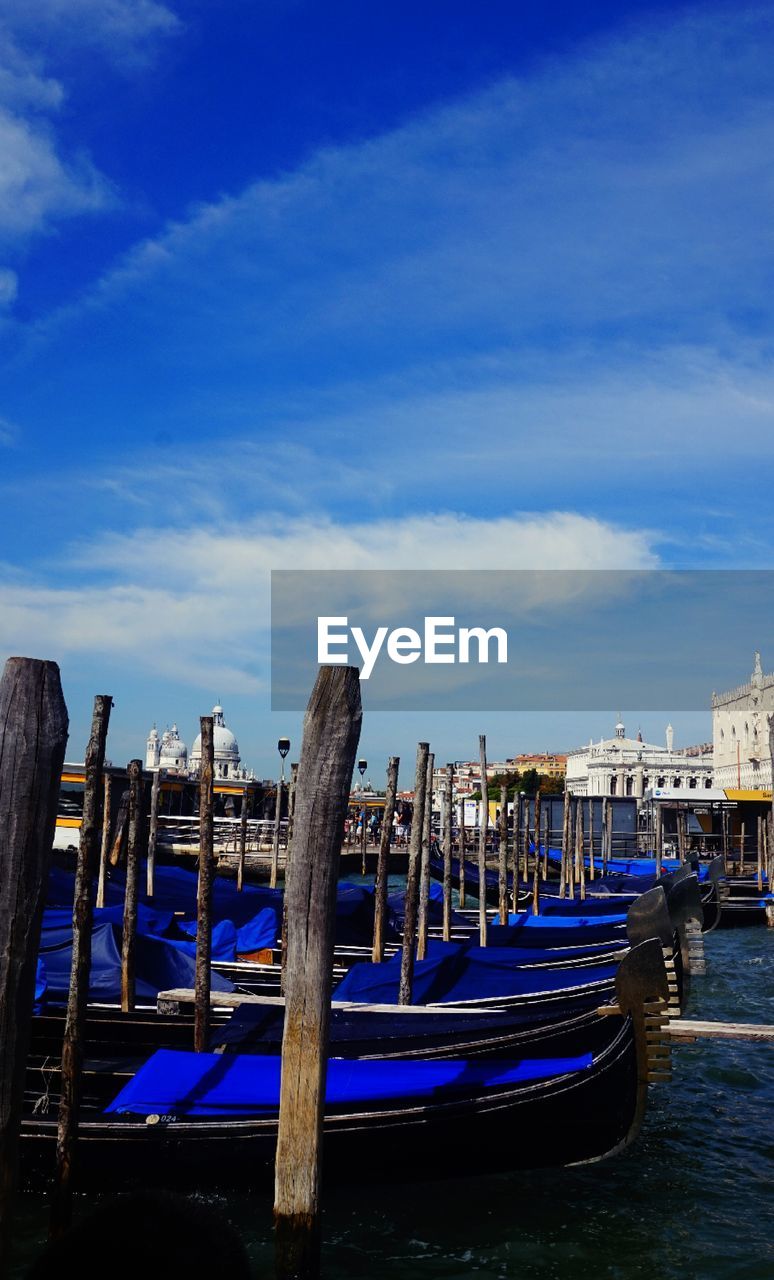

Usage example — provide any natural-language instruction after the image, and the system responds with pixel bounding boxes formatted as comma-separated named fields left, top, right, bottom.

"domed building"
left=146, top=723, right=188, bottom=773
left=190, top=704, right=242, bottom=779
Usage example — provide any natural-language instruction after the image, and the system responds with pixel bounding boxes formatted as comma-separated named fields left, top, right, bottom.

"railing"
left=155, top=814, right=289, bottom=855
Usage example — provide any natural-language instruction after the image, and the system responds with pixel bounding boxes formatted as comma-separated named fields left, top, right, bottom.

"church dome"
left=159, top=724, right=188, bottom=768
left=191, top=704, right=241, bottom=774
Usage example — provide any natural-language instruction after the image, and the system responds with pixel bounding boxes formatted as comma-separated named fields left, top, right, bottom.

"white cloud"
left=0, top=0, right=180, bottom=273
left=0, top=1, right=181, bottom=67
left=0, top=512, right=658, bottom=690
left=0, top=108, right=110, bottom=242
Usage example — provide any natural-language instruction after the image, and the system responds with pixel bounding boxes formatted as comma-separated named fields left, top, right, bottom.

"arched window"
left=744, top=722, right=749, bottom=747
left=689, top=777, right=697, bottom=789
left=657, top=776, right=665, bottom=787
left=731, top=724, right=736, bottom=742
left=610, top=776, right=617, bottom=795
left=673, top=777, right=681, bottom=788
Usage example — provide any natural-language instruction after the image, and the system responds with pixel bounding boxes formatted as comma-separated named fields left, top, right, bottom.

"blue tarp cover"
left=333, top=939, right=618, bottom=1006
left=105, top=1047, right=594, bottom=1116
left=37, top=921, right=234, bottom=1003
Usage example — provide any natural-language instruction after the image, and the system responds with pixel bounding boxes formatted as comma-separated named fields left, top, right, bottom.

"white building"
left=146, top=703, right=253, bottom=780
left=712, top=652, right=774, bottom=790
left=145, top=723, right=188, bottom=772
left=565, top=720, right=713, bottom=798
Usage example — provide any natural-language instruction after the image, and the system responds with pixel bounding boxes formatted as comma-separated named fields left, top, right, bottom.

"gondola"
left=20, top=939, right=670, bottom=1191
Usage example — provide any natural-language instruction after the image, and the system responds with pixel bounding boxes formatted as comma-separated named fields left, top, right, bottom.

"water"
left=11, top=929, right=774, bottom=1278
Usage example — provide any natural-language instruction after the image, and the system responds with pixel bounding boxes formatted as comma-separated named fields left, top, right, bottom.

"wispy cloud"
left=0, top=0, right=180, bottom=271
left=0, top=512, right=658, bottom=690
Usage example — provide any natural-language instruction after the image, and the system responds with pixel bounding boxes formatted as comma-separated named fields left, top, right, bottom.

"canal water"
left=11, top=925, right=774, bottom=1279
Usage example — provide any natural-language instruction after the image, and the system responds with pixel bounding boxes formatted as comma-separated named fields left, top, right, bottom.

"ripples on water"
left=12, top=930, right=774, bottom=1279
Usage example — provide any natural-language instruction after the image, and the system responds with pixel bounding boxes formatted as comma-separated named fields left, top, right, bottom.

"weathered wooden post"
left=541, top=799, right=549, bottom=880
left=0, top=658, right=68, bottom=1267
left=398, top=743, right=429, bottom=1006
left=757, top=814, right=764, bottom=893
left=288, top=763, right=299, bottom=847
left=442, top=763, right=454, bottom=941
left=655, top=802, right=663, bottom=878
left=416, top=753, right=435, bottom=960
left=522, top=795, right=531, bottom=885
left=271, top=777, right=283, bottom=889
left=512, top=792, right=523, bottom=907
left=50, top=695, right=112, bottom=1238
left=274, top=667, right=361, bottom=1280
left=120, top=760, right=144, bottom=1013
left=146, top=765, right=161, bottom=899
left=194, top=717, right=214, bottom=1053
left=567, top=797, right=576, bottom=898
left=577, top=795, right=586, bottom=901
left=477, top=735, right=489, bottom=946
left=458, top=800, right=466, bottom=907
left=237, top=787, right=249, bottom=893
left=95, top=772, right=112, bottom=909
left=602, top=795, right=611, bottom=871
left=559, top=790, right=570, bottom=898
left=372, top=757, right=399, bottom=963
left=531, top=789, right=542, bottom=915
left=498, top=785, right=509, bottom=925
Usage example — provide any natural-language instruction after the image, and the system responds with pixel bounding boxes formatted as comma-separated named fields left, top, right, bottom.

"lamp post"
left=358, top=759, right=368, bottom=869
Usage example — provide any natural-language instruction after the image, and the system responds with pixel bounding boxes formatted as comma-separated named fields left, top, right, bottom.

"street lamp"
left=358, top=758, right=367, bottom=783
left=278, top=736, right=290, bottom=783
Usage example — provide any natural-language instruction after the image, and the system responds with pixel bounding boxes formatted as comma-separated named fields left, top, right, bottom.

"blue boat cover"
left=334, top=941, right=468, bottom=1005
left=545, top=848, right=710, bottom=881
left=333, top=939, right=618, bottom=1006
left=37, top=921, right=234, bottom=1003
left=46, top=864, right=367, bottom=946
left=105, top=1047, right=594, bottom=1116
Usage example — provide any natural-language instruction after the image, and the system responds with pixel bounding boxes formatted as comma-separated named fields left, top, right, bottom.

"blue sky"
left=1, top=1, right=773, bottom=777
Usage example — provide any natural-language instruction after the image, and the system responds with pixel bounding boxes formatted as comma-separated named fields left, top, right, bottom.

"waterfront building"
left=712, top=651, right=774, bottom=790
left=506, top=752, right=567, bottom=781
left=565, top=720, right=713, bottom=798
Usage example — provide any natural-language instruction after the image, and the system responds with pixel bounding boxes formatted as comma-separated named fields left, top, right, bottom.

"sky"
left=1, top=0, right=774, bottom=779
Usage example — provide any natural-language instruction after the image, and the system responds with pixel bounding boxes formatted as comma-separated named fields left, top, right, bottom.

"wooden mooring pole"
left=416, top=752, right=435, bottom=961
left=498, top=785, right=509, bottom=925
left=0, top=659, right=68, bottom=1269
left=95, top=771, right=111, bottom=910
left=237, top=787, right=249, bottom=893
left=398, top=743, right=429, bottom=1006
left=372, top=757, right=399, bottom=963
left=458, top=801, right=466, bottom=907
left=559, top=790, right=570, bottom=898
left=271, top=776, right=283, bottom=889
left=531, top=790, right=542, bottom=915
left=50, top=694, right=112, bottom=1239
left=194, top=717, right=214, bottom=1053
left=274, top=667, right=361, bottom=1280
left=478, top=735, right=489, bottom=946
left=442, top=763, right=454, bottom=941
left=146, top=765, right=161, bottom=900
left=120, top=760, right=144, bottom=1013
left=511, top=792, right=523, bottom=909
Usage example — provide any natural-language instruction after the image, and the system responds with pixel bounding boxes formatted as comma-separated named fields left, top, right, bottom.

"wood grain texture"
left=478, top=735, right=488, bottom=946
left=0, top=657, right=68, bottom=1264
left=274, top=666, right=362, bottom=1280
left=51, top=694, right=111, bottom=1238
left=120, top=760, right=144, bottom=1013
left=399, top=743, right=429, bottom=1006
left=372, top=757, right=399, bottom=964
left=194, top=717, right=214, bottom=1053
